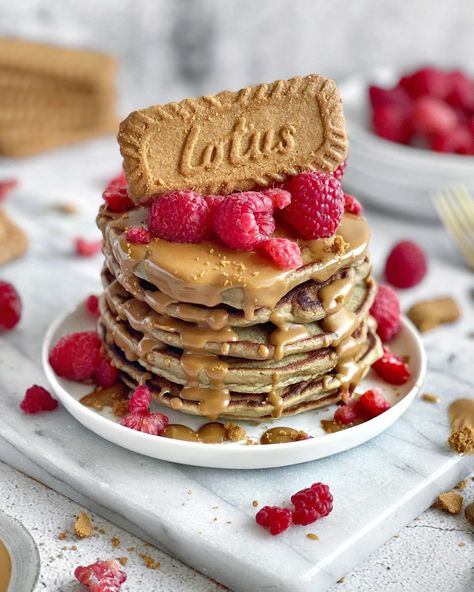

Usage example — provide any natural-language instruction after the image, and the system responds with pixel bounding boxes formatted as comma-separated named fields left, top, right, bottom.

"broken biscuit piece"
left=407, top=296, right=460, bottom=332
left=434, top=491, right=463, bottom=515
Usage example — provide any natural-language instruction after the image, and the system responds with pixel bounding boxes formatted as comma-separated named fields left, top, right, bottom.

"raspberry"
left=343, top=193, right=362, bottom=215
left=204, top=194, right=225, bottom=217
left=0, top=178, right=18, bottom=202
left=102, top=173, right=134, bottom=213
left=399, top=67, right=451, bottom=99
left=49, top=331, right=102, bottom=381
left=282, top=172, right=344, bottom=239
left=214, top=192, right=274, bottom=250
left=372, top=345, right=410, bottom=385
left=429, top=126, right=474, bottom=155
left=359, top=388, right=391, bottom=417
left=263, top=188, right=292, bottom=210
left=260, top=238, right=302, bottom=270
left=446, top=70, right=474, bottom=111
left=128, top=384, right=152, bottom=415
left=86, top=295, right=100, bottom=318
left=411, top=96, right=458, bottom=137
left=291, top=482, right=333, bottom=526
left=93, top=355, right=118, bottom=388
left=147, top=190, right=211, bottom=243
left=334, top=399, right=365, bottom=424
left=120, top=411, right=169, bottom=435
left=332, top=161, right=347, bottom=181
left=384, top=240, right=427, bottom=288
left=255, top=506, right=292, bottom=535
left=369, top=84, right=412, bottom=109
left=74, top=559, right=127, bottom=592
left=371, top=104, right=413, bottom=144
left=126, top=226, right=151, bottom=244
left=20, top=385, right=58, bottom=414
left=75, top=238, right=102, bottom=257
left=369, top=284, right=401, bottom=342
left=0, top=281, right=22, bottom=331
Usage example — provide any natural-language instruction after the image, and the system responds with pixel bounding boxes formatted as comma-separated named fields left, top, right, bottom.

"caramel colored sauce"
left=162, top=422, right=225, bottom=443
left=448, top=398, right=474, bottom=431
left=319, top=276, right=354, bottom=315
left=267, top=372, right=283, bottom=419
left=0, top=539, right=11, bottom=592
left=269, top=311, right=310, bottom=361
left=80, top=382, right=130, bottom=414
left=260, top=426, right=308, bottom=444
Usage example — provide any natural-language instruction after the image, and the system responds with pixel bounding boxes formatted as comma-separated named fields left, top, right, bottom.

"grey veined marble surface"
left=0, top=138, right=473, bottom=590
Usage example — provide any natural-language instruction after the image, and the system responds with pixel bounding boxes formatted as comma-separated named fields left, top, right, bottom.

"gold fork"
left=432, top=185, right=474, bottom=270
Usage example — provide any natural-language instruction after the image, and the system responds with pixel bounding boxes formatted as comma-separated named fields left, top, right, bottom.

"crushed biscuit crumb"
left=52, top=202, right=77, bottom=214
left=434, top=491, right=463, bottom=514
left=422, top=392, right=440, bottom=404
left=111, top=536, right=121, bottom=548
left=118, top=556, right=129, bottom=566
left=448, top=426, right=474, bottom=453
left=74, top=512, right=92, bottom=539
left=224, top=422, right=246, bottom=442
left=407, top=296, right=461, bottom=332
left=140, top=553, right=161, bottom=569
left=328, top=235, right=348, bottom=255
left=306, top=533, right=319, bottom=540
left=252, top=500, right=259, bottom=508
left=58, top=531, right=68, bottom=541
left=455, top=479, right=467, bottom=490
left=464, top=501, right=474, bottom=526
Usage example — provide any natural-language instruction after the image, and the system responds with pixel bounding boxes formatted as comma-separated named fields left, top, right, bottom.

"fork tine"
left=454, top=186, right=474, bottom=229
left=440, top=188, right=474, bottom=246
left=433, top=190, right=474, bottom=269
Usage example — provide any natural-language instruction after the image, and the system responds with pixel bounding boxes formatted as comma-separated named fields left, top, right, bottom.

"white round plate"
left=339, top=65, right=474, bottom=220
left=43, top=301, right=426, bottom=470
left=0, top=510, right=40, bottom=592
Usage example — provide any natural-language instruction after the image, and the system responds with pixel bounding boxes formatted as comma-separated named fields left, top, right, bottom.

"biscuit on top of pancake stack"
left=97, top=74, right=382, bottom=421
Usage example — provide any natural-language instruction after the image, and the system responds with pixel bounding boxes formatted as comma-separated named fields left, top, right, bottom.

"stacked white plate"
left=339, top=66, right=474, bottom=220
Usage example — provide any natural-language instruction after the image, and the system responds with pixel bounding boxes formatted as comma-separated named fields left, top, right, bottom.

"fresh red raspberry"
left=74, top=559, right=127, bottom=592
left=370, top=284, right=401, bottom=342
left=446, top=70, right=474, bottom=111
left=255, top=506, right=292, bottom=535
left=128, top=384, right=152, bottom=415
left=343, top=193, right=362, bottom=215
left=332, top=161, right=347, bottom=181
left=0, top=281, right=22, bottom=331
left=49, top=331, right=102, bottom=381
left=214, top=192, right=274, bottom=250
left=429, top=126, right=474, bottom=155
left=121, top=411, right=169, bottom=435
left=126, top=226, right=151, bottom=244
left=398, top=67, right=451, bottom=99
left=20, top=385, right=58, bottom=414
left=102, top=173, right=134, bottom=213
left=0, top=178, right=18, bottom=202
left=147, top=190, right=211, bottom=243
left=204, top=194, right=225, bottom=217
left=263, top=188, right=292, bottom=210
left=86, top=295, right=100, bottom=318
left=369, top=84, right=412, bottom=109
left=359, top=388, right=391, bottom=417
left=260, top=238, right=302, bottom=270
left=75, top=238, right=102, bottom=257
left=371, top=104, right=413, bottom=144
left=411, top=96, right=458, bottom=137
left=281, top=172, right=344, bottom=239
left=93, top=355, right=118, bottom=388
left=384, top=240, right=427, bottom=288
left=291, top=482, right=333, bottom=526
left=372, top=345, right=411, bottom=385
left=334, top=399, right=365, bottom=424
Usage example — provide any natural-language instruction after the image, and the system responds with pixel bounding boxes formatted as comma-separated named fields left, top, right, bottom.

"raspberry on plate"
left=126, top=226, right=151, bottom=244
left=260, top=238, right=302, bottom=270
left=120, top=410, right=169, bottom=435
left=369, top=284, right=401, bottom=342
left=0, top=178, right=18, bottom=202
left=128, top=384, right=152, bottom=415
left=399, top=67, right=451, bottom=99
left=20, top=385, right=58, bottom=414
left=343, top=193, right=362, bottom=215
left=359, top=388, right=391, bottom=417
left=372, top=345, right=411, bottom=385
left=371, top=103, right=413, bottom=144
left=0, top=280, right=22, bottom=331
left=93, top=355, right=118, bottom=388
left=49, top=331, right=102, bottom=381
left=429, top=126, right=474, bottom=155
left=214, top=191, right=275, bottom=250
left=86, top=295, right=100, bottom=318
left=411, top=96, right=458, bottom=137
left=102, top=173, right=134, bottom=213
left=384, top=240, right=427, bottom=288
left=334, top=399, right=365, bottom=424
left=281, top=172, right=344, bottom=239
left=75, top=238, right=102, bottom=257
left=255, top=506, right=292, bottom=535
left=147, top=190, right=211, bottom=243
left=74, top=559, right=127, bottom=592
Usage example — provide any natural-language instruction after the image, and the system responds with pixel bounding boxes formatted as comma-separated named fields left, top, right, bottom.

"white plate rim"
left=42, top=304, right=426, bottom=469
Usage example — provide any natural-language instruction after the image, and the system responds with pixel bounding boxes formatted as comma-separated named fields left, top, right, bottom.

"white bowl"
left=339, top=66, right=474, bottom=220
left=43, top=300, right=426, bottom=470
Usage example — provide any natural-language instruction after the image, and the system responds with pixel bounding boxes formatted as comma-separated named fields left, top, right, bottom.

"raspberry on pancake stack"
left=96, top=74, right=382, bottom=421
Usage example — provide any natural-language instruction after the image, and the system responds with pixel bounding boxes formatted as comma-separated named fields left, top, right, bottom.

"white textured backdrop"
left=0, top=0, right=473, bottom=113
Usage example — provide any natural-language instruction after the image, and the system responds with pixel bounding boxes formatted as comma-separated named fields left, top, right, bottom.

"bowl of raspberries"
left=339, top=65, right=474, bottom=219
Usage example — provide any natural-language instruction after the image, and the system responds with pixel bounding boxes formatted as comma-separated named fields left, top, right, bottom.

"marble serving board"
left=1, top=140, right=474, bottom=592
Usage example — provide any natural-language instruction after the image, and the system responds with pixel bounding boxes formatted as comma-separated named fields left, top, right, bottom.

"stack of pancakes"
left=97, top=205, right=382, bottom=421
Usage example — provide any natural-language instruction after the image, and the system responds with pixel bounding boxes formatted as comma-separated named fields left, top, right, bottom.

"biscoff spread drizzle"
left=99, top=207, right=371, bottom=418
left=0, top=539, right=11, bottom=592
